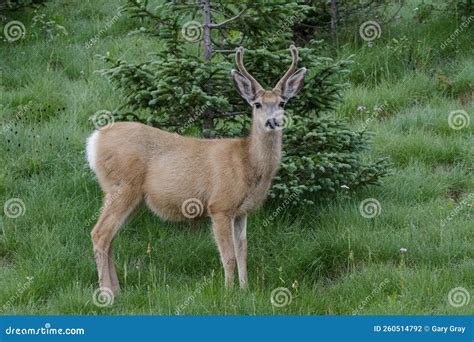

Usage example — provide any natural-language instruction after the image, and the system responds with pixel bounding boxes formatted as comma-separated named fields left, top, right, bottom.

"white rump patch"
left=86, top=130, right=100, bottom=172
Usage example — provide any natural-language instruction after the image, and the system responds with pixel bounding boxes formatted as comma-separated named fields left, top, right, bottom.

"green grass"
left=0, top=0, right=472, bottom=315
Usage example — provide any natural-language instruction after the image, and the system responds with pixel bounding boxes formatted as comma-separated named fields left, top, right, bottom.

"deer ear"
left=232, top=69, right=255, bottom=105
left=282, top=67, right=307, bottom=99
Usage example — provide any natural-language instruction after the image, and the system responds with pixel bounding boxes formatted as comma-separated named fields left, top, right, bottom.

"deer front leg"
left=210, top=212, right=236, bottom=288
left=233, top=215, right=248, bottom=289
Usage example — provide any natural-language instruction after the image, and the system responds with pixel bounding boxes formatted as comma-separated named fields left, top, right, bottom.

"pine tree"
left=98, top=0, right=390, bottom=204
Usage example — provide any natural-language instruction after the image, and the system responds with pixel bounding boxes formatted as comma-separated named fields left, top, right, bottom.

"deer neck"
left=246, top=119, right=282, bottom=179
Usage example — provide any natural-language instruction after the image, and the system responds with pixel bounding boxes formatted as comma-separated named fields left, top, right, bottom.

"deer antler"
left=235, top=46, right=263, bottom=93
left=273, top=45, right=299, bottom=92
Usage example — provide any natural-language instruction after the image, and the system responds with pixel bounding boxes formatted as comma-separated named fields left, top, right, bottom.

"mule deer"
left=87, top=45, right=306, bottom=295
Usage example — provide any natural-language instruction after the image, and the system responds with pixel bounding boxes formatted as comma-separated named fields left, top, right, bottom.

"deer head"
left=231, top=45, right=307, bottom=131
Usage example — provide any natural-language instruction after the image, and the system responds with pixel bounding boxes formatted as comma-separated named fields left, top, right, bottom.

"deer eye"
left=279, top=101, right=286, bottom=108
left=254, top=102, right=262, bottom=109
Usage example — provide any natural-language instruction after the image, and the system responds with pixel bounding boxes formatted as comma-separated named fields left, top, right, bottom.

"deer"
left=86, top=45, right=306, bottom=296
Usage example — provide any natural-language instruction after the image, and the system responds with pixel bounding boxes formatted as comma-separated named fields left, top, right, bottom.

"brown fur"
left=89, top=46, right=306, bottom=294
left=93, top=119, right=281, bottom=220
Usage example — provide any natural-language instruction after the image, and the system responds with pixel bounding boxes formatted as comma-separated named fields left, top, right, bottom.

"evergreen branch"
left=208, top=8, right=246, bottom=28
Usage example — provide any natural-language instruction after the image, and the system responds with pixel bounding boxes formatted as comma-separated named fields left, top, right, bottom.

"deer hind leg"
left=107, top=244, right=119, bottom=292
left=210, top=212, right=236, bottom=288
left=233, top=215, right=248, bottom=289
left=91, top=189, right=141, bottom=294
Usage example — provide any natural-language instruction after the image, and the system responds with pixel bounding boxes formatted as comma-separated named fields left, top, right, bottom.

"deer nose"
left=265, top=117, right=280, bottom=129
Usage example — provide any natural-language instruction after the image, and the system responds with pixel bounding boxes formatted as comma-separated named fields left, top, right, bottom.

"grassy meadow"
left=0, top=1, right=472, bottom=315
